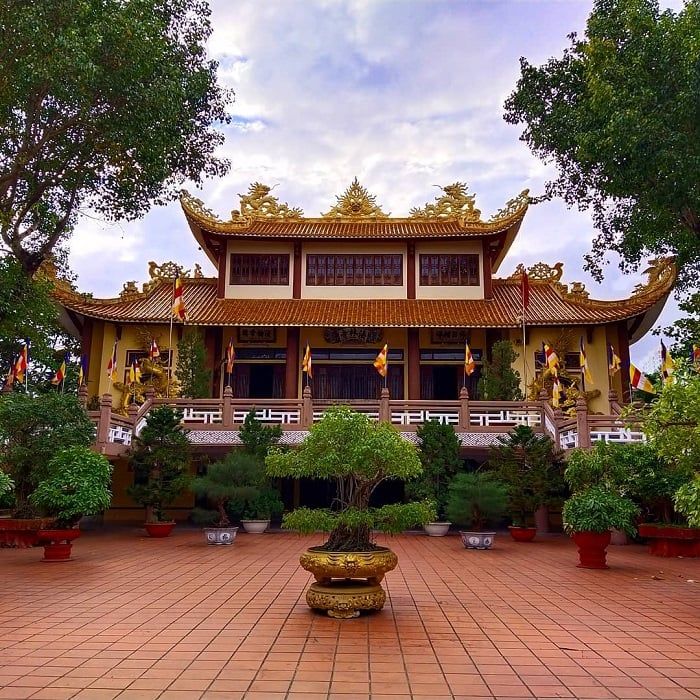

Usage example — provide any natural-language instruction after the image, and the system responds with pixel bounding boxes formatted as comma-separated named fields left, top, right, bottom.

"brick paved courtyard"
left=1, top=529, right=699, bottom=700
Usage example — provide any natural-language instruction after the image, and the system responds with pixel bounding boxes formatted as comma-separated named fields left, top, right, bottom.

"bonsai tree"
left=406, top=420, right=462, bottom=521
left=239, top=409, right=282, bottom=461
left=477, top=340, right=522, bottom=400
left=29, top=447, right=112, bottom=528
left=128, top=406, right=190, bottom=523
left=0, top=393, right=95, bottom=516
left=488, top=425, right=564, bottom=527
left=190, top=452, right=262, bottom=528
left=266, top=406, right=435, bottom=551
left=445, top=471, right=508, bottom=531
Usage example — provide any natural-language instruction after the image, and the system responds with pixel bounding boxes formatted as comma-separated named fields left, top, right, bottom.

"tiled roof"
left=56, top=276, right=673, bottom=328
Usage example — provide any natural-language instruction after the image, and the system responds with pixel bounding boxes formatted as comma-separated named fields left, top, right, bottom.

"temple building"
left=56, top=179, right=675, bottom=414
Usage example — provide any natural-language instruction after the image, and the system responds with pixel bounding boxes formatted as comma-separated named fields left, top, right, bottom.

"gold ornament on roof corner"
left=410, top=182, right=481, bottom=222
left=631, top=256, right=676, bottom=297
left=508, top=261, right=564, bottom=283
left=233, top=182, right=303, bottom=220
left=179, top=190, right=223, bottom=224
left=566, top=281, right=590, bottom=301
left=488, top=188, right=531, bottom=221
left=322, top=178, right=388, bottom=218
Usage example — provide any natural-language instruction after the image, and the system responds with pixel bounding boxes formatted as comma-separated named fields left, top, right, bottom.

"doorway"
left=249, top=365, right=275, bottom=398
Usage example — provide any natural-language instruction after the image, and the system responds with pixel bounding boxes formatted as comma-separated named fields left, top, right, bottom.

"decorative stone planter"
left=0, top=518, right=56, bottom=548
left=638, top=523, right=700, bottom=557
left=509, top=526, right=537, bottom=542
left=424, top=522, right=451, bottom=537
left=203, top=526, right=238, bottom=545
left=144, top=521, right=175, bottom=538
left=572, top=530, right=611, bottom=569
left=37, top=528, right=81, bottom=561
left=240, top=519, right=270, bottom=534
left=459, top=531, right=496, bottom=550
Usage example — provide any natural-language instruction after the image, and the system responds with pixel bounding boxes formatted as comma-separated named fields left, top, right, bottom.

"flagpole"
left=521, top=289, right=527, bottom=398
left=167, top=276, right=176, bottom=398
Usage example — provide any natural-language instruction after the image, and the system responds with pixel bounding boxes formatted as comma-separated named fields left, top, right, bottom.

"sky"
left=68, top=0, right=683, bottom=371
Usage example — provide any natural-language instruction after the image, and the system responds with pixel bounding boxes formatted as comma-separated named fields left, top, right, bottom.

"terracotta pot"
left=241, top=519, right=270, bottom=534
left=37, top=528, right=81, bottom=561
left=509, top=526, right=537, bottom=542
left=637, top=523, right=700, bottom=557
left=144, top=521, right=175, bottom=538
left=459, top=531, right=496, bottom=549
left=572, top=530, right=611, bottom=569
left=424, top=522, right=451, bottom=537
left=0, top=518, right=56, bottom=548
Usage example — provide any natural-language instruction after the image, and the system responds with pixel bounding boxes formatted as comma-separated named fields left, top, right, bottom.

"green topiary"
left=562, top=487, right=639, bottom=536
left=445, top=471, right=508, bottom=531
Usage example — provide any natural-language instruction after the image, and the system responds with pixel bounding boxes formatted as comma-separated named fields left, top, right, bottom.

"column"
left=407, top=328, right=420, bottom=399
left=285, top=327, right=300, bottom=399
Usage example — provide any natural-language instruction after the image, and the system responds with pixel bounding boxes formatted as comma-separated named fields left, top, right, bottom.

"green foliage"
left=563, top=487, right=639, bottom=536
left=268, top=406, right=425, bottom=550
left=0, top=393, right=95, bottom=514
left=445, top=472, right=508, bottom=531
left=406, top=420, right=462, bottom=520
left=0, top=471, right=14, bottom=500
left=176, top=331, right=212, bottom=399
left=477, top=340, right=522, bottom=400
left=488, top=425, right=564, bottom=526
left=239, top=410, right=282, bottom=461
left=674, top=476, right=700, bottom=528
left=128, top=406, right=190, bottom=523
left=0, top=0, right=231, bottom=274
left=29, top=447, right=112, bottom=528
left=504, top=0, right=700, bottom=287
left=565, top=441, right=637, bottom=494
left=663, top=291, right=700, bottom=360
left=241, top=488, right=284, bottom=520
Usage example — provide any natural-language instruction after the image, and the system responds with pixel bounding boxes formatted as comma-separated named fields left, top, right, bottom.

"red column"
left=293, top=242, right=302, bottom=299
left=407, top=243, right=416, bottom=299
left=285, top=327, right=300, bottom=398
left=407, top=328, right=420, bottom=399
left=217, top=246, right=227, bottom=298
left=482, top=240, right=493, bottom=299
left=617, top=321, right=631, bottom=402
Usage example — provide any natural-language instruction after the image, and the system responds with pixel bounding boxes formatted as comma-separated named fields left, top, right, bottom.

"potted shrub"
left=128, top=406, right=190, bottom=537
left=266, top=406, right=435, bottom=618
left=0, top=393, right=95, bottom=546
left=191, top=452, right=262, bottom=545
left=488, top=425, right=564, bottom=542
left=445, top=471, right=508, bottom=549
left=29, top=447, right=112, bottom=561
left=406, top=420, right=462, bottom=536
left=240, top=488, right=284, bottom=533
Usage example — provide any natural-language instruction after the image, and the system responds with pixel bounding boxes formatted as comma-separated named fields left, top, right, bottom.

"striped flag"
left=129, top=359, right=142, bottom=384
left=51, top=355, right=67, bottom=386
left=78, top=355, right=87, bottom=387
left=14, top=341, right=28, bottom=383
left=4, top=362, right=15, bottom=389
left=521, top=270, right=530, bottom=309
left=301, top=343, right=312, bottom=379
left=608, top=344, right=622, bottom=375
left=149, top=339, right=160, bottom=360
left=629, top=364, right=656, bottom=394
left=373, top=344, right=388, bottom=378
left=464, top=341, right=475, bottom=376
left=579, top=337, right=593, bottom=385
left=106, top=341, right=118, bottom=381
left=543, top=343, right=559, bottom=370
left=660, top=340, right=674, bottom=385
left=225, top=339, right=235, bottom=374
left=551, top=368, right=561, bottom=408
left=693, top=344, right=700, bottom=365
left=171, top=276, right=187, bottom=321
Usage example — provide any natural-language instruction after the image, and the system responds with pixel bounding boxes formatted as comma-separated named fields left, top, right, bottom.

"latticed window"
left=229, top=254, right=289, bottom=285
left=306, top=254, right=403, bottom=286
left=419, top=254, right=479, bottom=286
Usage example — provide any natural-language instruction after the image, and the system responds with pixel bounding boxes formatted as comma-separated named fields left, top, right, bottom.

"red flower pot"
left=37, top=528, right=81, bottom=561
left=0, top=518, right=56, bottom=548
left=572, top=530, right=611, bottom=569
left=509, top=526, right=537, bottom=542
left=144, top=521, right=175, bottom=538
left=637, top=523, right=700, bottom=557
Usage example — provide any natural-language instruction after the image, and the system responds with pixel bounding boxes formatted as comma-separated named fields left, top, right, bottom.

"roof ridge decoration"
left=631, top=256, right=676, bottom=298
left=322, top=177, right=389, bottom=219
left=410, top=182, right=482, bottom=222
left=233, top=182, right=303, bottom=220
left=488, top=189, right=531, bottom=222
left=120, top=261, right=205, bottom=299
left=508, top=261, right=564, bottom=283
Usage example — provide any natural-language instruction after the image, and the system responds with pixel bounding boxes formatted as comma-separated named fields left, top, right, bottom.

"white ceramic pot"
left=424, top=522, right=451, bottom=537
left=459, top=531, right=496, bottom=550
left=204, top=526, right=238, bottom=545
left=241, top=519, right=270, bottom=534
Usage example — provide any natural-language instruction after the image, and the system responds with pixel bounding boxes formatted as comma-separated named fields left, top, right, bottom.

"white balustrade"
left=108, top=425, right=133, bottom=445
left=470, top=409, right=541, bottom=428
left=313, top=408, right=378, bottom=422
left=182, top=407, right=222, bottom=424
left=590, top=429, right=645, bottom=444
left=559, top=429, right=578, bottom=449
left=233, top=407, right=300, bottom=424
left=543, top=413, right=557, bottom=439
left=391, top=410, right=459, bottom=426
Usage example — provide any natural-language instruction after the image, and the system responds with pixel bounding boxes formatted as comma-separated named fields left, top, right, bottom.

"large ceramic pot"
left=241, top=519, right=270, bottom=534
left=37, top=528, right=81, bottom=561
left=0, top=518, right=56, bottom=548
left=572, top=530, right=611, bottom=569
left=144, top=521, right=175, bottom=538
left=424, top=522, right=451, bottom=537
left=638, top=523, right=700, bottom=557
left=300, top=547, right=398, bottom=585
left=509, top=526, right=537, bottom=542
left=204, top=526, right=238, bottom=545
left=459, top=531, right=496, bottom=550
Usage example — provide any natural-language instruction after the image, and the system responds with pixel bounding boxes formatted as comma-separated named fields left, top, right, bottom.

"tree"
left=504, top=0, right=700, bottom=288
left=478, top=340, right=522, bottom=400
left=176, top=330, right=212, bottom=398
left=0, top=0, right=231, bottom=274
left=239, top=410, right=282, bottom=462
left=662, top=290, right=700, bottom=360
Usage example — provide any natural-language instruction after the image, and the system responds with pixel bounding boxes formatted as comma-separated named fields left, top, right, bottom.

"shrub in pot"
left=266, top=406, right=434, bottom=618
left=29, top=447, right=112, bottom=560
left=406, top=420, right=462, bottom=536
left=488, top=425, right=564, bottom=541
left=445, top=471, right=508, bottom=550
left=240, top=488, right=284, bottom=533
left=128, top=406, right=190, bottom=537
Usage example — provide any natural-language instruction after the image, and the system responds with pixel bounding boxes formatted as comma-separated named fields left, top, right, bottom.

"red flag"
left=149, top=339, right=160, bottom=360
left=521, top=270, right=530, bottom=309
left=225, top=339, right=235, bottom=374
left=171, top=276, right=187, bottom=321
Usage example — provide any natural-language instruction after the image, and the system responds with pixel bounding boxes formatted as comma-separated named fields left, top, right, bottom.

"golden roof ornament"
left=488, top=189, right=531, bottom=221
left=508, top=261, right=564, bottom=283
left=233, top=182, right=303, bottom=220
left=631, top=257, right=676, bottom=297
left=410, top=182, right=481, bottom=222
left=179, top=191, right=222, bottom=224
left=322, top=178, right=388, bottom=218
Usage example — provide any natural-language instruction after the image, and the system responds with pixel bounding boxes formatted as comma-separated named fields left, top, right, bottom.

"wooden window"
left=419, top=254, right=479, bottom=286
left=306, top=254, right=403, bottom=286
left=229, top=253, right=289, bottom=285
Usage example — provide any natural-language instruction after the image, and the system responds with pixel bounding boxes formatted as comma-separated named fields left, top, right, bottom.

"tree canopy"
left=504, top=0, right=700, bottom=289
left=0, top=0, right=231, bottom=274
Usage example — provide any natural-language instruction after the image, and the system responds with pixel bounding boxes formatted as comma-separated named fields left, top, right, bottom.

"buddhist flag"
left=579, top=337, right=593, bottom=385
left=51, top=355, right=67, bottom=386
left=693, top=344, right=700, bottom=365
left=129, top=359, right=142, bottom=384
left=149, top=339, right=160, bottom=360
left=608, top=344, right=622, bottom=375
left=543, top=343, right=559, bottom=370
left=171, top=276, right=187, bottom=321
left=302, top=342, right=312, bottom=379
left=374, top=344, right=388, bottom=378
left=4, top=362, right=15, bottom=389
left=225, top=339, right=235, bottom=374
left=629, top=364, right=656, bottom=394
left=78, top=355, right=87, bottom=387
left=106, top=341, right=118, bottom=381
left=551, top=368, right=561, bottom=408
left=660, top=340, right=674, bottom=385
left=464, top=341, right=475, bottom=376
left=521, top=270, right=530, bottom=309
left=14, top=342, right=28, bottom=383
